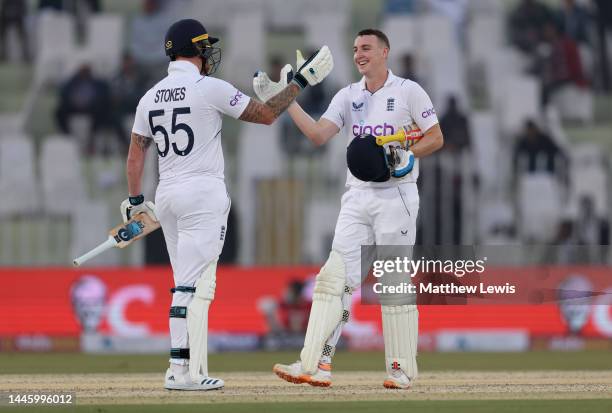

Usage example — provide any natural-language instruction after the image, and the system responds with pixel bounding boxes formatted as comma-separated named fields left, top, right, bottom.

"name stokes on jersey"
left=154, top=87, right=187, bottom=103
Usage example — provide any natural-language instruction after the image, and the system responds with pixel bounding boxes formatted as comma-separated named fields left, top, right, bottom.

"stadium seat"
left=34, top=11, right=77, bottom=85
left=222, top=11, right=265, bottom=91
left=550, top=85, right=594, bottom=124
left=85, top=14, right=125, bottom=78
left=304, top=13, right=351, bottom=86
left=569, top=144, right=608, bottom=217
left=70, top=201, right=117, bottom=266
left=467, top=15, right=504, bottom=65
left=303, top=199, right=340, bottom=263
left=383, top=15, right=418, bottom=71
left=517, top=173, right=563, bottom=242
left=0, top=136, right=39, bottom=217
left=470, top=111, right=504, bottom=193
left=40, top=136, right=87, bottom=215
left=236, top=122, right=284, bottom=264
left=498, top=75, right=540, bottom=136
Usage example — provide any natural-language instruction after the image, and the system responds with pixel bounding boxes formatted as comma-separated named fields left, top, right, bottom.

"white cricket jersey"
left=321, top=70, right=439, bottom=188
left=132, top=61, right=250, bottom=182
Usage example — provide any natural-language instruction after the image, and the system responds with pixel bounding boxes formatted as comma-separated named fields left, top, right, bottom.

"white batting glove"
left=291, top=46, right=334, bottom=89
left=120, top=195, right=158, bottom=223
left=253, top=63, right=293, bottom=102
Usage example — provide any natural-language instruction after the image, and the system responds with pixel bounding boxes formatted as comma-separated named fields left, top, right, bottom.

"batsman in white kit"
left=254, top=29, right=444, bottom=389
left=122, top=19, right=334, bottom=391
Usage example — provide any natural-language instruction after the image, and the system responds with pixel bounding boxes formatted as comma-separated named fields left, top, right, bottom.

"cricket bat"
left=376, top=124, right=424, bottom=147
left=72, top=213, right=160, bottom=267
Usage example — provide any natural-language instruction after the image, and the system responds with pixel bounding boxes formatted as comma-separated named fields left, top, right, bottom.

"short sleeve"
left=197, top=77, right=251, bottom=119
left=321, top=87, right=347, bottom=129
left=132, top=96, right=151, bottom=137
left=408, top=82, right=439, bottom=133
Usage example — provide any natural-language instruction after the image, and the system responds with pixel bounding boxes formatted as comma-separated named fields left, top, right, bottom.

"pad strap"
left=171, top=286, right=196, bottom=294
left=169, top=306, right=187, bottom=318
left=170, top=348, right=190, bottom=359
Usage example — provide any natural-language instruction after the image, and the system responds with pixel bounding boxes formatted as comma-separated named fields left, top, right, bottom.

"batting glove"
left=390, top=148, right=415, bottom=178
left=252, top=63, right=293, bottom=102
left=291, top=46, right=334, bottom=89
left=120, top=194, right=158, bottom=223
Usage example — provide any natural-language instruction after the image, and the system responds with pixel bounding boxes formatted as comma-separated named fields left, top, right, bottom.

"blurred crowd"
left=0, top=0, right=611, bottom=265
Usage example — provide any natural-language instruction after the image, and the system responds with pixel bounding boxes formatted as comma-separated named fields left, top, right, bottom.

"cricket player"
left=121, top=19, right=333, bottom=391
left=254, top=29, right=443, bottom=389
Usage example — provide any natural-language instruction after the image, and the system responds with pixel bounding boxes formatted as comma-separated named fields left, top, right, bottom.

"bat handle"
left=376, top=131, right=405, bottom=146
left=73, top=236, right=116, bottom=267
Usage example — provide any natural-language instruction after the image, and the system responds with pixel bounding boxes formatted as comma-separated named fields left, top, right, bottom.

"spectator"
left=0, top=0, right=30, bottom=62
left=109, top=53, right=148, bottom=152
left=439, top=95, right=470, bottom=153
left=128, top=0, right=173, bottom=83
left=559, top=0, right=592, bottom=46
left=575, top=196, right=609, bottom=247
left=594, top=0, right=612, bottom=91
left=508, top=0, right=555, bottom=54
left=399, top=53, right=419, bottom=84
left=513, top=120, right=568, bottom=179
left=55, top=63, right=111, bottom=155
left=535, top=22, right=587, bottom=106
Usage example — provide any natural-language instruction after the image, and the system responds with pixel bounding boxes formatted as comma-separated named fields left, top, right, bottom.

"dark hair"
left=357, top=28, right=390, bottom=49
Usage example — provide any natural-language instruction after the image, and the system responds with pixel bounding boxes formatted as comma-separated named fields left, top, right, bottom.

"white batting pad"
left=188, top=261, right=217, bottom=381
left=381, top=304, right=419, bottom=379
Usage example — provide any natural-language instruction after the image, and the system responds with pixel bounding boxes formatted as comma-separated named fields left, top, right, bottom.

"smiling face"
left=353, top=34, right=388, bottom=76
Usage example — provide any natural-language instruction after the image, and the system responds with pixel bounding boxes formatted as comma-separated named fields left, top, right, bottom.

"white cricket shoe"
left=164, top=368, right=224, bottom=391
left=273, top=360, right=332, bottom=387
left=383, top=367, right=412, bottom=389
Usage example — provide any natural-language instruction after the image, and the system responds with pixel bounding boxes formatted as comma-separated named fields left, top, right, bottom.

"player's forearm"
left=411, top=124, right=444, bottom=158
left=126, top=133, right=150, bottom=196
left=265, top=83, right=301, bottom=118
left=287, top=103, right=329, bottom=146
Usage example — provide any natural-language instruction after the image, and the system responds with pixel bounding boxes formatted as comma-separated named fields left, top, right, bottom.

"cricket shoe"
left=383, top=367, right=412, bottom=389
left=164, top=368, right=224, bottom=391
left=273, top=361, right=332, bottom=387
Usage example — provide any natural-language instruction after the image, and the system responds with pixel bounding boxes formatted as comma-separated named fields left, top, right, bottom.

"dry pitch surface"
left=1, top=371, right=611, bottom=405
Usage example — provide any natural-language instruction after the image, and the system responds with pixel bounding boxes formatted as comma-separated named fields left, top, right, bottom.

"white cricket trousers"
left=155, top=175, right=230, bottom=363
left=332, top=182, right=419, bottom=289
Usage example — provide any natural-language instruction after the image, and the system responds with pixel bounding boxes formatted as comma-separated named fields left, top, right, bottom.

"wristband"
left=292, top=73, right=308, bottom=89
left=129, top=194, right=144, bottom=206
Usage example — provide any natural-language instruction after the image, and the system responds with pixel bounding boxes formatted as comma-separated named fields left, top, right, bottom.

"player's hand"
left=291, top=46, right=334, bottom=89
left=253, top=63, right=293, bottom=102
left=390, top=148, right=415, bottom=178
left=120, top=195, right=158, bottom=223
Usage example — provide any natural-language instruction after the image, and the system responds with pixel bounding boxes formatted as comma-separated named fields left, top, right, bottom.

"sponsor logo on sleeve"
left=230, top=90, right=244, bottom=106
left=421, top=107, right=436, bottom=118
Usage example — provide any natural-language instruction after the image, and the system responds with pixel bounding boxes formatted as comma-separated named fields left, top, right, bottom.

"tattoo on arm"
left=131, top=132, right=152, bottom=152
left=238, top=84, right=301, bottom=124
left=266, top=84, right=300, bottom=117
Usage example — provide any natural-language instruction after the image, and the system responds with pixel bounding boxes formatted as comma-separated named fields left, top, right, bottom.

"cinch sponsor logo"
left=421, top=107, right=436, bottom=118
left=352, top=123, right=394, bottom=137
left=230, top=90, right=243, bottom=106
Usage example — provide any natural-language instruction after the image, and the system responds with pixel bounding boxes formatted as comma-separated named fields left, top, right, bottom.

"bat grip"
left=73, top=237, right=116, bottom=267
left=376, top=132, right=405, bottom=146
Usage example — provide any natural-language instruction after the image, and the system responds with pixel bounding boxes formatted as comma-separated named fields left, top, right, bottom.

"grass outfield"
left=1, top=350, right=611, bottom=374
left=1, top=400, right=611, bottom=413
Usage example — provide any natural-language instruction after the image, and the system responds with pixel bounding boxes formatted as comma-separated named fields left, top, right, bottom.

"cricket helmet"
left=164, top=19, right=221, bottom=74
left=347, top=134, right=391, bottom=182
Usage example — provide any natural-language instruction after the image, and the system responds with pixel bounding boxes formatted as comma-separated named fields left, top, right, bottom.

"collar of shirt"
left=167, top=60, right=201, bottom=77
left=358, top=69, right=397, bottom=92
